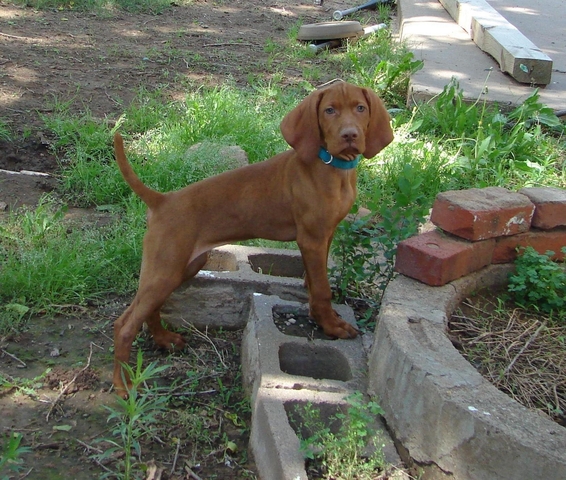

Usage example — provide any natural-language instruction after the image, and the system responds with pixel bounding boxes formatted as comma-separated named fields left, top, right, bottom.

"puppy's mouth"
left=324, top=138, right=364, bottom=161
left=337, top=143, right=362, bottom=161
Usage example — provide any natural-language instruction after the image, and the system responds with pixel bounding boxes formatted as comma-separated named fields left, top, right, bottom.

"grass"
left=0, top=119, right=10, bottom=142
left=10, top=0, right=174, bottom=14
left=0, top=196, right=142, bottom=332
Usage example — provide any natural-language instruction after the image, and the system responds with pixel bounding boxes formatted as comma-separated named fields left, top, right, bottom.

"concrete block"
left=493, top=227, right=566, bottom=263
left=250, top=389, right=308, bottom=480
left=243, top=294, right=401, bottom=479
left=430, top=187, right=534, bottom=241
left=241, top=294, right=367, bottom=403
left=162, top=245, right=308, bottom=330
left=250, top=386, right=402, bottom=480
left=394, top=230, right=494, bottom=286
left=519, top=186, right=566, bottom=229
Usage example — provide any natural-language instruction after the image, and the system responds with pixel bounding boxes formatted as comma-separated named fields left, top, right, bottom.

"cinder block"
left=243, top=294, right=401, bottom=479
left=242, top=294, right=367, bottom=403
left=395, top=230, right=494, bottom=286
left=519, top=187, right=566, bottom=230
left=430, top=187, right=534, bottom=241
left=162, top=245, right=308, bottom=331
left=493, top=228, right=566, bottom=263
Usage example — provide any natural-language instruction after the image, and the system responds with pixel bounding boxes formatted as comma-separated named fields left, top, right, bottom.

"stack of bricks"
left=394, top=186, right=566, bottom=286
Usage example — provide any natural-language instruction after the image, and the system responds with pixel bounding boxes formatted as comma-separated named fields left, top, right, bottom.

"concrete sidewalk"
left=398, top=0, right=566, bottom=111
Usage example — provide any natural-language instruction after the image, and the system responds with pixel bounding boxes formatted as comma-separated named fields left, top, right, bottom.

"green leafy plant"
left=412, top=78, right=563, bottom=191
left=508, top=246, right=566, bottom=314
left=348, top=47, right=423, bottom=106
left=0, top=370, right=50, bottom=397
left=331, top=163, right=430, bottom=323
left=92, top=351, right=170, bottom=480
left=0, top=119, right=10, bottom=142
left=292, top=392, right=387, bottom=479
left=0, top=432, right=31, bottom=479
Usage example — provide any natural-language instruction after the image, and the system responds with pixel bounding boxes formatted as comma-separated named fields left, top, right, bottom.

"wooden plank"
left=437, top=0, right=553, bottom=84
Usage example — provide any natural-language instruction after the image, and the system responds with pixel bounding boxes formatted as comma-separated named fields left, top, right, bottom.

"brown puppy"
left=112, top=81, right=393, bottom=395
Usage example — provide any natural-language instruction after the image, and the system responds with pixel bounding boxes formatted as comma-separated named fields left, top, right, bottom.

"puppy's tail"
left=114, top=133, right=163, bottom=208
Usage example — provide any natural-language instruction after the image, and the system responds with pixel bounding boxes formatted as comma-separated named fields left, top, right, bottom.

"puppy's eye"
left=325, top=107, right=336, bottom=115
left=356, top=105, right=366, bottom=112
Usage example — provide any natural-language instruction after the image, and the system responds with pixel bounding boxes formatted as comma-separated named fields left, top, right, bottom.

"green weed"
left=0, top=370, right=50, bottom=398
left=411, top=78, right=564, bottom=190
left=508, top=246, right=566, bottom=315
left=0, top=432, right=31, bottom=479
left=292, top=392, right=387, bottom=479
left=93, top=351, right=170, bottom=480
left=331, top=163, right=430, bottom=326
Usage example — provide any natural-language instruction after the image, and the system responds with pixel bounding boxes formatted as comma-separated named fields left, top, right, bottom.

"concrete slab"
left=399, top=0, right=566, bottom=110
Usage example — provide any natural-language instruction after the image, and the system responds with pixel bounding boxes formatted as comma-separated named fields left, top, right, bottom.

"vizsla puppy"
left=112, top=81, right=393, bottom=395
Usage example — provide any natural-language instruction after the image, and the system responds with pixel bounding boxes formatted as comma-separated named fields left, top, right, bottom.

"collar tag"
left=318, top=148, right=361, bottom=170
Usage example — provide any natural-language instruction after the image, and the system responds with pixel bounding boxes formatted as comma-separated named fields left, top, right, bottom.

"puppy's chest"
left=325, top=178, right=357, bottom=220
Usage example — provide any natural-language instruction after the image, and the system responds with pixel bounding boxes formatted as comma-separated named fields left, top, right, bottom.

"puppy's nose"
left=341, top=128, right=358, bottom=143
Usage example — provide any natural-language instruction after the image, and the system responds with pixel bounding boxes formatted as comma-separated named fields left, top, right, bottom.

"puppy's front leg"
left=298, top=235, right=358, bottom=339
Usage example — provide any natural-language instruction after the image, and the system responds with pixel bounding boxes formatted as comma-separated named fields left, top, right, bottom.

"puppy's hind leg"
left=113, top=252, right=191, bottom=395
left=146, top=252, right=209, bottom=349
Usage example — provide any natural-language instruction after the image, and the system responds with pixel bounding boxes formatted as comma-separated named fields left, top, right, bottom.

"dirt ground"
left=0, top=0, right=377, bottom=478
left=0, top=0, right=368, bottom=208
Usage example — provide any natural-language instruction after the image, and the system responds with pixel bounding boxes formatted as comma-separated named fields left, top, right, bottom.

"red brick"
left=430, top=187, right=534, bottom=241
left=394, top=230, right=495, bottom=286
left=518, top=187, right=566, bottom=230
left=492, top=227, right=566, bottom=263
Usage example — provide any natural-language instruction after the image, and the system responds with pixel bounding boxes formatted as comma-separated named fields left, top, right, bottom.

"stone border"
left=368, top=264, right=566, bottom=479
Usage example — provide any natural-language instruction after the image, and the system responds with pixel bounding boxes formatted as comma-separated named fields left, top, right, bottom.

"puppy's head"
left=280, top=82, right=393, bottom=162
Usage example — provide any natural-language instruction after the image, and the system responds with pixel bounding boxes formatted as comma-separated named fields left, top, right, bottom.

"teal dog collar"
left=318, top=147, right=361, bottom=170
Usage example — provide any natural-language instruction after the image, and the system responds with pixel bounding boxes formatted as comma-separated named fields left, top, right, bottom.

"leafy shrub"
left=292, top=392, right=387, bottom=480
left=508, top=246, right=566, bottom=314
left=412, top=78, right=563, bottom=190
left=331, top=163, right=430, bottom=321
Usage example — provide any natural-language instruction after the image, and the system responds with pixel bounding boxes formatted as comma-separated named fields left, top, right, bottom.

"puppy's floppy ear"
left=361, top=88, right=394, bottom=159
left=280, top=89, right=323, bottom=161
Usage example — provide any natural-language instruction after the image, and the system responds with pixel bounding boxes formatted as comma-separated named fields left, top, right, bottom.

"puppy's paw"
left=319, top=312, right=359, bottom=339
left=153, top=330, right=186, bottom=351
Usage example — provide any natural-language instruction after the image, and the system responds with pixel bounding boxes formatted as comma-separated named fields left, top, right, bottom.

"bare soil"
left=0, top=0, right=366, bottom=208
left=0, top=0, right=374, bottom=478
